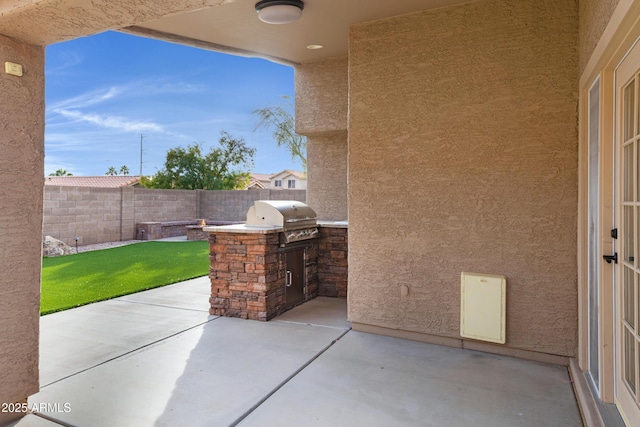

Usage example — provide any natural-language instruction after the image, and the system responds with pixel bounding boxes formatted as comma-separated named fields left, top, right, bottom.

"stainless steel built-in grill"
left=246, top=200, right=318, bottom=245
left=246, top=200, right=318, bottom=308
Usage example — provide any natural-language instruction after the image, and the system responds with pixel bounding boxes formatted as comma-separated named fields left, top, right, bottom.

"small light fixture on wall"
left=255, top=0, right=304, bottom=24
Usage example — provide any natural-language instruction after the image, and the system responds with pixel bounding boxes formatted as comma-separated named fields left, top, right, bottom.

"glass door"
left=616, top=41, right=640, bottom=426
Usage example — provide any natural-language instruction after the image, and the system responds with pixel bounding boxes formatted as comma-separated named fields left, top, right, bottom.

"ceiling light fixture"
left=307, top=44, right=323, bottom=50
left=255, top=0, right=304, bottom=25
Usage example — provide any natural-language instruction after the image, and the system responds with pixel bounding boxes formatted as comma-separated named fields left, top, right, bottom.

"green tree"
left=253, top=97, right=306, bottom=171
left=120, top=165, right=130, bottom=176
left=49, top=168, right=72, bottom=176
left=105, top=166, right=118, bottom=176
left=142, top=131, right=255, bottom=190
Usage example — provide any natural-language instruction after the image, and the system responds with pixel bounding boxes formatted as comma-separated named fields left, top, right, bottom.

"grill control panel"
left=280, top=227, right=318, bottom=245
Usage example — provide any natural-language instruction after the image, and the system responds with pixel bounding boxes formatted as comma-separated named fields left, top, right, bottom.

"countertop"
left=204, top=220, right=348, bottom=234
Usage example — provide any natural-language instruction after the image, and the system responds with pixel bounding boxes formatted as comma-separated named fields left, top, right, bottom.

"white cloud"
left=46, top=79, right=207, bottom=138
left=46, top=50, right=83, bottom=76
left=45, top=131, right=122, bottom=152
left=48, top=79, right=206, bottom=113
left=138, top=81, right=207, bottom=96
left=53, top=109, right=164, bottom=133
left=48, top=87, right=123, bottom=111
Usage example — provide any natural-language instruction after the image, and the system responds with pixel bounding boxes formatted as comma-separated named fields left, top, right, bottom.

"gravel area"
left=74, top=236, right=190, bottom=253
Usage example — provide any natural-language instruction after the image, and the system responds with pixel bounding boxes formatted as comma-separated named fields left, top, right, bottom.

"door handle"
left=286, top=270, right=292, bottom=287
left=603, top=253, right=618, bottom=264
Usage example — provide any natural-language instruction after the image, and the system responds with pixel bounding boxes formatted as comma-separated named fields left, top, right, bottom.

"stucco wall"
left=306, top=133, right=348, bottom=220
left=348, top=0, right=579, bottom=357
left=579, top=0, right=620, bottom=73
left=0, top=0, right=228, bottom=46
left=0, top=34, right=43, bottom=423
left=295, top=57, right=348, bottom=136
left=295, top=57, right=348, bottom=220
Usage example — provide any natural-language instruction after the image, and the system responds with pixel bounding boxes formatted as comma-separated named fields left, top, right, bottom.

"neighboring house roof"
left=245, top=170, right=306, bottom=190
left=271, top=170, right=307, bottom=180
left=246, top=179, right=267, bottom=190
left=245, top=173, right=271, bottom=190
left=45, top=176, right=142, bottom=188
left=250, top=173, right=272, bottom=183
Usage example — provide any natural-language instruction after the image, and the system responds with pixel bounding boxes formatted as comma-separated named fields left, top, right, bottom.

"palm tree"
left=105, top=166, right=118, bottom=176
left=49, top=168, right=73, bottom=176
left=119, top=165, right=130, bottom=176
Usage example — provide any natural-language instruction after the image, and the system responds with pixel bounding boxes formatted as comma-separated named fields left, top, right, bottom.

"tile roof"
left=251, top=170, right=307, bottom=181
left=44, top=176, right=141, bottom=188
left=249, top=173, right=272, bottom=183
left=270, top=169, right=307, bottom=180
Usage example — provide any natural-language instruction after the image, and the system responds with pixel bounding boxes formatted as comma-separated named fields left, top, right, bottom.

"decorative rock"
left=43, top=236, right=75, bottom=257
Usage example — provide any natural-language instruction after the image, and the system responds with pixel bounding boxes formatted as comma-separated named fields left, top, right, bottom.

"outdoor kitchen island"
left=205, top=201, right=348, bottom=321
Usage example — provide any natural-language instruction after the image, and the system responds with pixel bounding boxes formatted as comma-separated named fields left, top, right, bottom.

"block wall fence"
left=43, top=186, right=306, bottom=246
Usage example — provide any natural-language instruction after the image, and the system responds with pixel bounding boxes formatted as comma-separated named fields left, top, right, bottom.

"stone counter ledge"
left=203, top=224, right=282, bottom=234
left=204, top=221, right=347, bottom=234
left=317, top=220, right=348, bottom=228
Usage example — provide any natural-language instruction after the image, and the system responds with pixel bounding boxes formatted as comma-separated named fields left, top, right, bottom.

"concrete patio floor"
left=8, top=276, right=583, bottom=426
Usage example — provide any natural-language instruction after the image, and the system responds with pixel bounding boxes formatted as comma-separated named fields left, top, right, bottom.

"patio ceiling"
left=124, top=0, right=472, bottom=65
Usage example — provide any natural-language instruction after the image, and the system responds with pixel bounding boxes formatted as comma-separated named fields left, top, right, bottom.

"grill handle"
left=285, top=217, right=315, bottom=223
left=286, top=270, right=292, bottom=287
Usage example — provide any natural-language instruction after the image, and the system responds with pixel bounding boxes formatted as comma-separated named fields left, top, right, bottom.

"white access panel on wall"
left=460, top=272, right=506, bottom=344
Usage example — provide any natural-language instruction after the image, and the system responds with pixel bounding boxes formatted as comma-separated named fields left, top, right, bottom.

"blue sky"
left=45, top=31, right=298, bottom=177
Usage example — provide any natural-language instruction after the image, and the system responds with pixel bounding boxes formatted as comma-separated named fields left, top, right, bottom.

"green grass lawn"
left=41, top=241, right=210, bottom=315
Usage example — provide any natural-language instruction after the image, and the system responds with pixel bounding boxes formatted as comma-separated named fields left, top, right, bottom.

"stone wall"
left=317, top=227, right=348, bottom=298
left=209, top=231, right=318, bottom=320
left=43, top=186, right=305, bottom=246
left=136, top=220, right=200, bottom=240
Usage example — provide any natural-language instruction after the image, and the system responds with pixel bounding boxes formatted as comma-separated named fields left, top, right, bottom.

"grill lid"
left=246, top=200, right=317, bottom=230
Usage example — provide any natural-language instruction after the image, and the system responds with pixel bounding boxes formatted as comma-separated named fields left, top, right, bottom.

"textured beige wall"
left=0, top=34, right=43, bottom=424
left=0, top=0, right=227, bottom=46
left=348, top=0, right=579, bottom=357
left=306, top=133, right=348, bottom=220
left=295, top=57, right=348, bottom=136
left=295, top=57, right=348, bottom=220
left=579, top=0, right=620, bottom=73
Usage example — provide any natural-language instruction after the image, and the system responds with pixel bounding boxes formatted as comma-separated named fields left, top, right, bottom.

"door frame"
left=579, top=0, right=640, bottom=416
left=579, top=63, right=616, bottom=405
left=613, top=38, right=640, bottom=425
